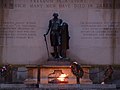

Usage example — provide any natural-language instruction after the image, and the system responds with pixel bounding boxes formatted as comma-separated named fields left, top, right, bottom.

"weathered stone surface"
left=0, top=84, right=117, bottom=90
left=0, top=0, right=120, bottom=65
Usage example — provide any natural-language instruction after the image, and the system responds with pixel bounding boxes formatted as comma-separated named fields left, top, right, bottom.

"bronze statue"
left=44, top=13, right=70, bottom=59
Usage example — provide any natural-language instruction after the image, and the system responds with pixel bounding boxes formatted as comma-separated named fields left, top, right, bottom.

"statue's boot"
left=54, top=53, right=59, bottom=58
left=58, top=54, right=63, bottom=59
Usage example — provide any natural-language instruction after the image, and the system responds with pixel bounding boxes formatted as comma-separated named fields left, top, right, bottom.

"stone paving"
left=0, top=84, right=118, bottom=90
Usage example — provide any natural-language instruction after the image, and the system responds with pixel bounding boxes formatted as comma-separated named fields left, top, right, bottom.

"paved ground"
left=0, top=84, right=118, bottom=90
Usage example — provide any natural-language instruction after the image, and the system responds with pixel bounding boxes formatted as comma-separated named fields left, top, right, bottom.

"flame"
left=57, top=74, right=68, bottom=81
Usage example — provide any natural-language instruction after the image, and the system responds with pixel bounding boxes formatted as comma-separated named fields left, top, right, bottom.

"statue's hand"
left=44, top=34, right=47, bottom=37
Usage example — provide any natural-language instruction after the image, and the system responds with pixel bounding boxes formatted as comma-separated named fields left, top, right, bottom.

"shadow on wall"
left=68, top=51, right=87, bottom=64
left=31, top=53, right=50, bottom=65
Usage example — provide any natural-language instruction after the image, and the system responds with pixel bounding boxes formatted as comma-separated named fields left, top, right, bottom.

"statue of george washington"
left=44, top=13, right=70, bottom=59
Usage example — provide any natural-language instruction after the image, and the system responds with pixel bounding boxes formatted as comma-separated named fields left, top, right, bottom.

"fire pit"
left=48, top=70, right=68, bottom=84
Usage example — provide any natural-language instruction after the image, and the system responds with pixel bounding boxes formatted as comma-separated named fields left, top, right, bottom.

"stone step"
left=39, top=84, right=116, bottom=89
left=0, top=84, right=116, bottom=90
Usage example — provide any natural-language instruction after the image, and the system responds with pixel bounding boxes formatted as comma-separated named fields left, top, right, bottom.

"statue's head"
left=53, top=13, right=58, bottom=17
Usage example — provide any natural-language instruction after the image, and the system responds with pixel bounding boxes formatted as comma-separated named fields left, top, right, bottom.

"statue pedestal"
left=42, top=57, right=71, bottom=66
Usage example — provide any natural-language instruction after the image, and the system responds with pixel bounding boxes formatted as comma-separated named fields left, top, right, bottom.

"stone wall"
left=0, top=0, right=120, bottom=65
